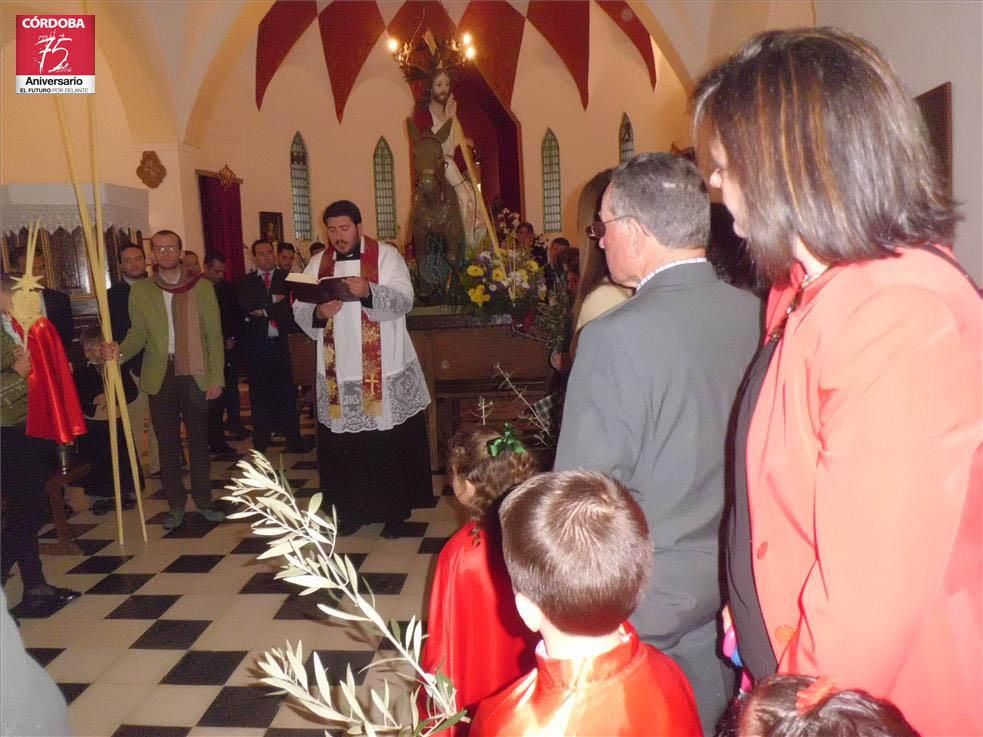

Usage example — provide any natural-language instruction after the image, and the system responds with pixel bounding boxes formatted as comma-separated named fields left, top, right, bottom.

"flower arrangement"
left=224, top=453, right=464, bottom=736
left=460, top=247, right=545, bottom=316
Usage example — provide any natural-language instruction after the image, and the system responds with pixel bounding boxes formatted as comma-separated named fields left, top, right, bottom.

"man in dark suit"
left=554, top=153, right=760, bottom=736
left=238, top=239, right=312, bottom=455
left=12, top=248, right=73, bottom=350
left=202, top=251, right=246, bottom=455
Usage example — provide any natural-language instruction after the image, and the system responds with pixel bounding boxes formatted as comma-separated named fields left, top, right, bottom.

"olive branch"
left=223, top=452, right=465, bottom=736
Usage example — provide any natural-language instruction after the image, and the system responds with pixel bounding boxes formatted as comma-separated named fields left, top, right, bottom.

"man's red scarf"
left=318, top=237, right=382, bottom=418
left=13, top=317, right=87, bottom=443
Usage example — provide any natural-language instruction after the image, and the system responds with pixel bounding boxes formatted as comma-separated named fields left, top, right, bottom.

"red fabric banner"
left=386, top=1, right=456, bottom=46
left=255, top=0, right=318, bottom=110
left=526, top=0, right=591, bottom=109
left=17, top=317, right=86, bottom=444
left=458, top=1, right=526, bottom=107
left=597, top=1, right=657, bottom=89
left=318, top=1, right=386, bottom=122
left=198, top=175, right=246, bottom=283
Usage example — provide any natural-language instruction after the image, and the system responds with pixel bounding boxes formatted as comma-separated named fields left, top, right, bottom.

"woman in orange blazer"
left=692, top=28, right=982, bottom=737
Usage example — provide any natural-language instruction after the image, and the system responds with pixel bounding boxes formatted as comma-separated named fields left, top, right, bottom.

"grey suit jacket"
left=555, top=262, right=760, bottom=646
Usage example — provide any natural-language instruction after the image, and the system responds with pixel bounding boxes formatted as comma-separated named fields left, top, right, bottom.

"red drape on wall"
left=319, top=1, right=386, bottom=123
left=459, top=1, right=526, bottom=107
left=596, top=1, right=657, bottom=89
left=198, top=175, right=246, bottom=283
left=526, top=0, right=591, bottom=109
left=255, top=0, right=318, bottom=110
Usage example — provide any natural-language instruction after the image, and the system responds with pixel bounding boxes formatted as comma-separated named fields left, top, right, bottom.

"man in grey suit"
left=555, top=152, right=760, bottom=735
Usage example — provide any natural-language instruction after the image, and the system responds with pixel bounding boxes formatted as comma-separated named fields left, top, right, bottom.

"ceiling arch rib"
left=254, top=0, right=665, bottom=120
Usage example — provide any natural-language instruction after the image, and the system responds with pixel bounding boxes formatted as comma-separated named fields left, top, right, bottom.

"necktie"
left=263, top=272, right=278, bottom=329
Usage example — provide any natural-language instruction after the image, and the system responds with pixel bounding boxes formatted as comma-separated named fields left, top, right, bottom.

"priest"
left=293, top=200, right=432, bottom=537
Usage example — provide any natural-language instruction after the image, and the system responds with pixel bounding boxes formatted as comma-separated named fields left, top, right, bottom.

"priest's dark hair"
left=277, top=242, right=295, bottom=254
left=322, top=200, right=362, bottom=225
left=446, top=425, right=538, bottom=535
left=692, top=27, right=959, bottom=285
left=734, top=675, right=918, bottom=737
left=151, top=229, right=183, bottom=249
left=499, top=470, right=652, bottom=636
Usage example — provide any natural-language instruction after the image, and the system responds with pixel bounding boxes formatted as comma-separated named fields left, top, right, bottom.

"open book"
left=285, top=272, right=361, bottom=303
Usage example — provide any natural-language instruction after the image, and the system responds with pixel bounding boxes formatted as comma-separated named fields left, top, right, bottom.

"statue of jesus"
left=411, top=69, right=481, bottom=250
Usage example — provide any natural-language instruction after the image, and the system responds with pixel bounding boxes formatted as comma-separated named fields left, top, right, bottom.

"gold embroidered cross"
left=365, top=371, right=380, bottom=395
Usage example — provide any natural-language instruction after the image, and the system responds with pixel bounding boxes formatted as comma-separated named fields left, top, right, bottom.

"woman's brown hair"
left=446, top=425, right=538, bottom=525
left=692, top=27, right=959, bottom=285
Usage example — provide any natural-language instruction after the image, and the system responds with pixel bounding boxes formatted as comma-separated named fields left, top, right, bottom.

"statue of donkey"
left=407, top=118, right=466, bottom=302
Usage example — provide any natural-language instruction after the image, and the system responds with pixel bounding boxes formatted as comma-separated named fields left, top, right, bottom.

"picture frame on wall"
left=915, top=82, right=953, bottom=197
left=259, top=211, right=284, bottom=244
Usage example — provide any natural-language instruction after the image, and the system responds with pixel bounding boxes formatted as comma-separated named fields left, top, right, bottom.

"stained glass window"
left=542, top=129, right=561, bottom=232
left=290, top=132, right=312, bottom=241
left=373, top=137, right=397, bottom=239
left=619, top=113, right=635, bottom=163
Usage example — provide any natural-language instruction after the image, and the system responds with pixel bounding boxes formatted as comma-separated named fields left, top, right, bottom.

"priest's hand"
left=317, top=300, right=343, bottom=320
left=101, top=341, right=121, bottom=362
left=12, top=345, right=31, bottom=377
left=206, top=385, right=222, bottom=401
left=446, top=94, right=457, bottom=119
left=344, top=277, right=370, bottom=299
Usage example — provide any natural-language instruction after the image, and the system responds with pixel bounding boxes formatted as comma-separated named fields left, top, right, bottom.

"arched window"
left=619, top=113, right=635, bottom=163
left=290, top=133, right=312, bottom=241
left=373, top=137, right=397, bottom=240
left=542, top=129, right=561, bottom=232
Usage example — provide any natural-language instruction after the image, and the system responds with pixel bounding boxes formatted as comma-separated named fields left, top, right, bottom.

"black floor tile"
left=130, top=619, right=210, bottom=650
left=345, top=553, right=367, bottom=571
left=240, top=572, right=297, bottom=595
left=197, top=685, right=283, bottom=728
left=73, top=538, right=115, bottom=556
left=229, top=537, right=269, bottom=554
left=112, top=726, right=190, bottom=737
left=38, top=522, right=97, bottom=539
left=86, top=573, right=155, bottom=595
left=414, top=493, right=439, bottom=509
left=304, top=649, right=375, bottom=687
left=162, top=555, right=224, bottom=574
left=381, top=521, right=428, bottom=538
left=57, top=682, right=89, bottom=705
left=418, top=537, right=449, bottom=554
left=162, top=514, right=222, bottom=539
left=161, top=650, right=248, bottom=686
left=26, top=647, right=64, bottom=667
left=66, top=555, right=132, bottom=575
left=106, top=594, right=180, bottom=620
left=272, top=593, right=340, bottom=621
left=359, top=573, right=406, bottom=596
left=288, top=460, right=318, bottom=470
left=265, top=729, right=331, bottom=737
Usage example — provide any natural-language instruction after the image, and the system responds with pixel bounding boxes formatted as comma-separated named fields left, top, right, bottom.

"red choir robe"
left=421, top=520, right=537, bottom=736
left=470, top=623, right=702, bottom=737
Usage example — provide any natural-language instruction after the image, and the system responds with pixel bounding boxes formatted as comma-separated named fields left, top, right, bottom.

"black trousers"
left=148, top=363, right=214, bottom=512
left=77, top=420, right=138, bottom=498
left=208, top=343, right=243, bottom=448
left=245, top=337, right=302, bottom=449
left=0, top=424, right=53, bottom=589
left=316, top=410, right=432, bottom=527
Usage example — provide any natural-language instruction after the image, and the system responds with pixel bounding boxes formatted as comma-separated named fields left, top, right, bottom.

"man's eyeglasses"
left=586, top=215, right=631, bottom=240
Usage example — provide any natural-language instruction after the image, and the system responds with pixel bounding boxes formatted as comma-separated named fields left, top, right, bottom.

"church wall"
left=815, top=0, right=982, bottom=281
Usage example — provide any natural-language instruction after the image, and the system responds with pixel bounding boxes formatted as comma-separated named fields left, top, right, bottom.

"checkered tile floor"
left=3, top=409, right=462, bottom=737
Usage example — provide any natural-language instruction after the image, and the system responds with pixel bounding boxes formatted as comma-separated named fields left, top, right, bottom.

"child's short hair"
left=446, top=425, right=538, bottom=523
left=499, top=470, right=652, bottom=636
left=738, top=675, right=918, bottom=737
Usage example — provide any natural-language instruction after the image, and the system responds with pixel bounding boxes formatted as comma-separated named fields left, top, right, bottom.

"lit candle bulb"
left=462, top=32, right=472, bottom=46
left=465, top=46, right=476, bottom=60
left=387, top=37, right=399, bottom=53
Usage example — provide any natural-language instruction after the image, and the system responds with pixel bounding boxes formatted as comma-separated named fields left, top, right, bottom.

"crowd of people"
left=0, top=25, right=979, bottom=737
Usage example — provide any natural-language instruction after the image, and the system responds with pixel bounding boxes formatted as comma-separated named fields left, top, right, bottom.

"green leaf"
left=307, top=492, right=323, bottom=514
left=313, top=651, right=331, bottom=700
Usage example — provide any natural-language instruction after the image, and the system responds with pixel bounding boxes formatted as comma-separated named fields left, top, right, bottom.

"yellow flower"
left=517, top=269, right=529, bottom=282
left=525, top=259, right=540, bottom=272
left=468, top=284, right=490, bottom=305
left=466, top=264, right=484, bottom=277
left=491, top=268, right=507, bottom=283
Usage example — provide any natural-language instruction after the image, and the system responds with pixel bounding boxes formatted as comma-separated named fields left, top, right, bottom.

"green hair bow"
left=487, top=423, right=527, bottom=457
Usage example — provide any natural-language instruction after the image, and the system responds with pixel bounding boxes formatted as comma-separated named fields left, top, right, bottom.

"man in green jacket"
left=107, top=230, right=225, bottom=530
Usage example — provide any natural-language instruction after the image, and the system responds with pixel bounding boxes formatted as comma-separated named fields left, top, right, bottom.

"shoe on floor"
left=21, top=585, right=81, bottom=614
left=149, top=469, right=162, bottom=480
left=198, top=507, right=225, bottom=523
left=381, top=521, right=417, bottom=539
left=163, top=509, right=185, bottom=530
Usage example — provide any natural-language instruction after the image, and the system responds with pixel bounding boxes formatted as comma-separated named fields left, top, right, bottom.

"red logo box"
left=16, top=15, right=95, bottom=94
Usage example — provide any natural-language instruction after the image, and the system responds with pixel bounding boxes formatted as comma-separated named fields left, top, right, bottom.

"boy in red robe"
left=471, top=470, right=703, bottom=737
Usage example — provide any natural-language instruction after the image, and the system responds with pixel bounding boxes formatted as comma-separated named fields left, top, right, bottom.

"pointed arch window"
left=373, top=137, right=397, bottom=240
left=619, top=113, right=635, bottom=163
left=290, top=133, right=312, bottom=241
left=542, top=129, right=561, bottom=232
